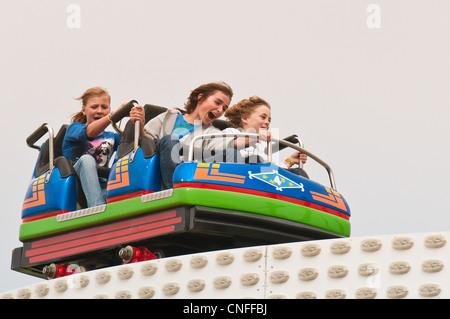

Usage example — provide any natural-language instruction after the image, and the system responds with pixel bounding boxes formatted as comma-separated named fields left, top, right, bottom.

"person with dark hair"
left=144, top=82, right=234, bottom=189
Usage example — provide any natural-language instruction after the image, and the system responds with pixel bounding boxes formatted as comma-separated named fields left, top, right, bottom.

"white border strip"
left=57, top=205, right=106, bottom=222
left=141, top=189, right=173, bottom=203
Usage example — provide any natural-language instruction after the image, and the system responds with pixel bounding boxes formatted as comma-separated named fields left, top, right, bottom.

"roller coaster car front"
left=11, top=103, right=351, bottom=279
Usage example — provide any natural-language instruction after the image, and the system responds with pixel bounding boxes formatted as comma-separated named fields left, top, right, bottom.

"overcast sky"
left=1, top=0, right=449, bottom=292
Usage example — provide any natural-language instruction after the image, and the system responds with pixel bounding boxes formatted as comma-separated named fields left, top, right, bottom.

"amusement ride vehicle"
left=11, top=101, right=350, bottom=279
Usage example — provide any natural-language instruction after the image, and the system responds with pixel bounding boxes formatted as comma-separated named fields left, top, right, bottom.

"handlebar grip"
left=110, top=100, right=139, bottom=123
left=26, top=123, right=50, bottom=150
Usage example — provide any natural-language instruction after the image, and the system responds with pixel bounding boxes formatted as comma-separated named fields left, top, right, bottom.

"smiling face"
left=195, top=90, right=231, bottom=125
left=241, top=104, right=271, bottom=133
left=82, top=94, right=111, bottom=125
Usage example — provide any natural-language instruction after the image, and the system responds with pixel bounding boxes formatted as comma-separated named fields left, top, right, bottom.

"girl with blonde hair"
left=224, top=96, right=307, bottom=173
left=63, top=87, right=145, bottom=207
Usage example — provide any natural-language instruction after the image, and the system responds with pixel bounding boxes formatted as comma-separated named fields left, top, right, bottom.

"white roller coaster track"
left=2, top=231, right=448, bottom=299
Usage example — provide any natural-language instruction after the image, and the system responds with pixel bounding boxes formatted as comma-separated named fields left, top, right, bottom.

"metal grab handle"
left=26, top=123, right=55, bottom=182
left=188, top=132, right=260, bottom=162
left=134, top=120, right=140, bottom=152
left=129, top=120, right=140, bottom=163
left=298, top=139, right=304, bottom=170
left=188, top=132, right=337, bottom=191
left=266, top=134, right=304, bottom=169
left=110, top=100, right=139, bottom=123
left=278, top=139, right=336, bottom=191
left=27, top=123, right=53, bottom=150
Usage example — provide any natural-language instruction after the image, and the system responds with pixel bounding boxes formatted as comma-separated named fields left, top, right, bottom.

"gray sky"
left=1, top=0, right=449, bottom=292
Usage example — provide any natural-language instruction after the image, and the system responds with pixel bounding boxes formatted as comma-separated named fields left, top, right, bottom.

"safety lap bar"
left=188, top=132, right=337, bottom=191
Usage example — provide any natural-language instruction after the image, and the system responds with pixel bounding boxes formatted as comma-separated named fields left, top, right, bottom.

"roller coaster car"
left=11, top=102, right=351, bottom=279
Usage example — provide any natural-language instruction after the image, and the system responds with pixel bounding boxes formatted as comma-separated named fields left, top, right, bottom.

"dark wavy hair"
left=184, top=82, right=233, bottom=114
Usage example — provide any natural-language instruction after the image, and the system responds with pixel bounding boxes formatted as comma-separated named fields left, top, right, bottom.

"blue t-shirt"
left=62, top=122, right=121, bottom=167
left=171, top=113, right=198, bottom=141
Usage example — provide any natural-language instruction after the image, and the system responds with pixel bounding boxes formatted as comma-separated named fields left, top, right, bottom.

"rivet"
left=54, top=279, right=68, bottom=293
left=191, top=255, right=208, bottom=269
left=115, top=290, right=132, bottom=299
left=272, top=246, right=292, bottom=260
left=74, top=274, right=90, bottom=288
left=422, top=259, right=444, bottom=273
left=138, top=286, right=155, bottom=299
left=243, top=248, right=263, bottom=262
left=424, top=235, right=446, bottom=248
left=95, top=271, right=111, bottom=284
left=389, top=261, right=411, bottom=275
left=325, top=289, right=346, bottom=299
left=187, top=279, right=206, bottom=292
left=240, top=273, right=260, bottom=286
left=330, top=241, right=351, bottom=254
left=358, top=263, right=379, bottom=276
left=35, top=284, right=50, bottom=297
left=216, top=252, right=234, bottom=265
left=17, top=288, right=31, bottom=299
left=269, top=271, right=289, bottom=284
left=296, top=292, right=316, bottom=299
left=328, top=265, right=349, bottom=278
left=118, top=266, right=134, bottom=280
left=419, top=284, right=441, bottom=297
left=165, top=259, right=182, bottom=272
left=355, top=287, right=377, bottom=299
left=360, top=238, right=382, bottom=252
left=213, top=276, right=232, bottom=289
left=141, top=262, right=158, bottom=276
left=392, top=237, right=414, bottom=250
left=386, top=285, right=408, bottom=299
left=301, top=243, right=321, bottom=257
left=298, top=268, right=319, bottom=281
left=162, top=282, right=180, bottom=296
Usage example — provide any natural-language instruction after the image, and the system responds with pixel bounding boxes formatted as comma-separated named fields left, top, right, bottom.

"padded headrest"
left=212, top=119, right=229, bottom=130
left=143, top=104, right=168, bottom=124
left=143, top=104, right=230, bottom=130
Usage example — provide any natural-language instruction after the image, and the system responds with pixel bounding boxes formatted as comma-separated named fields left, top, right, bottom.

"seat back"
left=22, top=124, right=79, bottom=220
left=143, top=104, right=168, bottom=123
left=116, top=104, right=166, bottom=159
left=212, top=119, right=229, bottom=130
left=33, top=125, right=70, bottom=177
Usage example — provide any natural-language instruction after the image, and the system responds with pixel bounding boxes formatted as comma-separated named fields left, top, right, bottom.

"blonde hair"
left=224, top=96, right=271, bottom=128
left=71, top=87, right=111, bottom=123
left=185, top=82, right=233, bottom=114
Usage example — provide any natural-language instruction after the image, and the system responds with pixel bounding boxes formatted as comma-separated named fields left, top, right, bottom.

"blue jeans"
left=156, top=135, right=182, bottom=189
left=73, top=155, right=106, bottom=207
